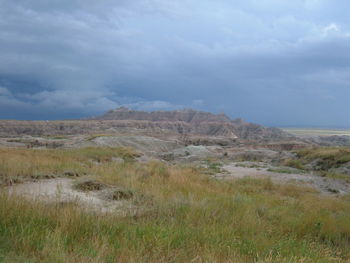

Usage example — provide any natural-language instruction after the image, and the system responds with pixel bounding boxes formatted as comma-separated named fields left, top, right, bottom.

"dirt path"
left=5, top=178, right=134, bottom=213
left=217, top=164, right=350, bottom=195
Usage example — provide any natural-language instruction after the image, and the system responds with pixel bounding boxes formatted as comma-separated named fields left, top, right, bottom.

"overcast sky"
left=0, top=0, right=349, bottom=127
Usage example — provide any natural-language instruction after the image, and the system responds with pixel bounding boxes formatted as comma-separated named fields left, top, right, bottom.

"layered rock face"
left=96, top=107, right=231, bottom=123
left=0, top=108, right=291, bottom=140
left=90, top=107, right=290, bottom=140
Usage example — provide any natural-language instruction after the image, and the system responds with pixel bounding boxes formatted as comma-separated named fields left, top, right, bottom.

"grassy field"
left=1, top=147, right=350, bottom=262
left=281, top=128, right=350, bottom=137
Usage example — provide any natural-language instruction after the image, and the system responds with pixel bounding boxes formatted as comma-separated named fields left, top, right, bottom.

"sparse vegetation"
left=284, top=147, right=350, bottom=181
left=87, top=134, right=113, bottom=141
left=296, top=147, right=350, bottom=170
left=1, top=148, right=350, bottom=262
left=110, top=188, right=134, bottom=200
left=235, top=162, right=266, bottom=169
left=73, top=179, right=107, bottom=191
left=284, top=159, right=305, bottom=170
left=203, top=158, right=223, bottom=174
left=267, top=168, right=295, bottom=174
left=49, top=135, right=68, bottom=140
left=320, top=172, right=350, bottom=183
left=267, top=166, right=306, bottom=174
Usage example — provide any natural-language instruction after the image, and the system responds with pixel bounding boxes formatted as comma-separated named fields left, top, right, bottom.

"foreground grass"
left=0, top=147, right=138, bottom=184
left=1, top=148, right=350, bottom=262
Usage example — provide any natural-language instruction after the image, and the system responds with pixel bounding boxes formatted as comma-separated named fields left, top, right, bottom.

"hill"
left=0, top=108, right=291, bottom=140
left=89, top=107, right=290, bottom=140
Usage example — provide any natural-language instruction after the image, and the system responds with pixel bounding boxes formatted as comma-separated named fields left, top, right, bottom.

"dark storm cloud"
left=0, top=0, right=349, bottom=126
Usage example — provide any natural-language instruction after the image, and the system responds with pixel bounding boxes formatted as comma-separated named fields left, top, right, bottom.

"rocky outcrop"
left=0, top=108, right=291, bottom=140
left=308, top=135, right=350, bottom=147
left=91, top=107, right=291, bottom=140
left=0, top=120, right=238, bottom=138
left=94, top=107, right=231, bottom=123
left=233, top=124, right=290, bottom=140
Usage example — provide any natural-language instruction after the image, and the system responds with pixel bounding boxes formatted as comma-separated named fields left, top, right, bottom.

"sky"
left=0, top=0, right=349, bottom=127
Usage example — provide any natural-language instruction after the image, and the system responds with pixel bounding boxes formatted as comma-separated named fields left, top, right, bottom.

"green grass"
left=1, top=148, right=350, bottom=262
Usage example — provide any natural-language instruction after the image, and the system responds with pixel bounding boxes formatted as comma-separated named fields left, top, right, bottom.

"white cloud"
left=323, top=23, right=340, bottom=37
left=192, top=99, right=204, bottom=106
left=124, top=100, right=183, bottom=111
left=0, top=87, right=11, bottom=96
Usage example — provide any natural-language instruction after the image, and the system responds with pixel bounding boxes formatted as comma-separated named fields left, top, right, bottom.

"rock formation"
left=0, top=107, right=291, bottom=140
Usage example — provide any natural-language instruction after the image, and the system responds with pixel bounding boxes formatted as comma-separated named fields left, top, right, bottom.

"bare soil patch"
left=217, top=163, right=350, bottom=195
left=5, top=178, right=138, bottom=214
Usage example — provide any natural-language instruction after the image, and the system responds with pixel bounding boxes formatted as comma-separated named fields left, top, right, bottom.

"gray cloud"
left=0, top=0, right=349, bottom=126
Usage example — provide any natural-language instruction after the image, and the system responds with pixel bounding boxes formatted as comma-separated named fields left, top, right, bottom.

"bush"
left=284, top=159, right=305, bottom=170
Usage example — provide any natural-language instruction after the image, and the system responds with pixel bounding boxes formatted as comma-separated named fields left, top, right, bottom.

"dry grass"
left=1, top=147, right=350, bottom=262
left=296, top=147, right=350, bottom=169
left=283, top=159, right=305, bottom=170
left=299, top=147, right=350, bottom=157
left=0, top=147, right=138, bottom=185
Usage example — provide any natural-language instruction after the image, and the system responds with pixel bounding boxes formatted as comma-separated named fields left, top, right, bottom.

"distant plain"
left=282, top=128, right=350, bottom=137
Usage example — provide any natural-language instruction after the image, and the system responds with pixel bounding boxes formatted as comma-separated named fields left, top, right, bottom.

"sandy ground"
left=217, top=164, right=350, bottom=195
left=5, top=178, right=135, bottom=213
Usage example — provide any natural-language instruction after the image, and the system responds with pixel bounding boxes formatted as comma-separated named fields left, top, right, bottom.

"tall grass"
left=1, top=148, right=350, bottom=262
left=0, top=147, right=138, bottom=184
